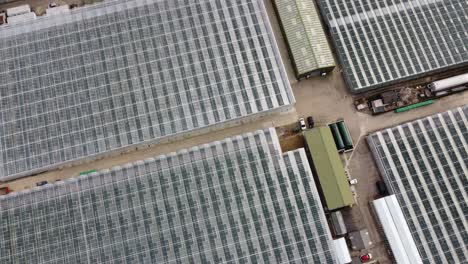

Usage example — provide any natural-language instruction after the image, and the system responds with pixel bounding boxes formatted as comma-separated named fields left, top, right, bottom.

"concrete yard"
left=1, top=0, right=467, bottom=263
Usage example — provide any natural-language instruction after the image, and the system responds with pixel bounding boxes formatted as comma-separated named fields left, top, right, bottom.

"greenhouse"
left=0, top=128, right=337, bottom=264
left=0, top=0, right=294, bottom=181
left=318, top=0, right=468, bottom=93
left=368, top=105, right=468, bottom=263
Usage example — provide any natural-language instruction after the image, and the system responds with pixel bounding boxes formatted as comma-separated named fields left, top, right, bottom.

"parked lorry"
left=7, top=12, right=36, bottom=25
left=6, top=4, right=30, bottom=17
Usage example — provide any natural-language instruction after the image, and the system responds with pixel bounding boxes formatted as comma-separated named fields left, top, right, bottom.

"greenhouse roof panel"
left=367, top=105, right=468, bottom=263
left=0, top=128, right=336, bottom=264
left=0, top=0, right=293, bottom=180
left=318, top=0, right=468, bottom=93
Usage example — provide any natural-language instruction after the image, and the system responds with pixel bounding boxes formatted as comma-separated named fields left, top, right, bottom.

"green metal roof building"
left=272, top=0, right=335, bottom=79
left=304, top=127, right=354, bottom=210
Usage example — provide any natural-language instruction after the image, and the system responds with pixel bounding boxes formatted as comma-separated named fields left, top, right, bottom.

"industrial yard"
left=0, top=0, right=466, bottom=264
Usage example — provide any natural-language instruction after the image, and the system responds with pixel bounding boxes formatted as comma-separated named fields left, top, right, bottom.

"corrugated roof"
left=333, top=238, right=352, bottom=264
left=373, top=195, right=423, bottom=264
left=273, top=0, right=335, bottom=77
left=304, top=127, right=354, bottom=210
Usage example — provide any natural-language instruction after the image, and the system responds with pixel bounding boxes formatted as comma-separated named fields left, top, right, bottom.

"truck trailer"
left=428, top=73, right=468, bottom=93
left=6, top=4, right=30, bottom=17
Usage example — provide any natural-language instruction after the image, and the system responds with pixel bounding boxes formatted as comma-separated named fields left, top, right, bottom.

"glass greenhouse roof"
left=0, top=0, right=293, bottom=180
left=0, top=128, right=336, bottom=264
left=318, top=0, right=468, bottom=93
left=367, top=105, right=468, bottom=263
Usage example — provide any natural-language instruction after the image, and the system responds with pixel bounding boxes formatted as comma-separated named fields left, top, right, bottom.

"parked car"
left=307, top=116, right=315, bottom=128
left=360, top=253, right=372, bottom=263
left=299, top=118, right=306, bottom=131
left=349, top=179, right=358, bottom=185
left=36, top=181, right=48, bottom=187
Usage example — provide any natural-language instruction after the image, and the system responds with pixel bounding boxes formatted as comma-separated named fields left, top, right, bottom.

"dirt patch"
left=279, top=133, right=304, bottom=152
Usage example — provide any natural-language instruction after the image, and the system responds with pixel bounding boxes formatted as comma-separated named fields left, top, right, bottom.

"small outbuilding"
left=333, top=238, right=352, bottom=263
left=371, top=99, right=385, bottom=114
left=348, top=229, right=372, bottom=250
left=6, top=4, right=30, bottom=17
left=373, top=195, right=423, bottom=263
left=272, top=0, right=335, bottom=79
left=331, top=210, right=347, bottom=236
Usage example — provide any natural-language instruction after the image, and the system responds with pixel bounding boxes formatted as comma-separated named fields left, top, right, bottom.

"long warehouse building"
left=373, top=195, right=423, bottom=264
left=0, top=0, right=294, bottom=181
left=367, top=105, right=468, bottom=264
left=272, top=0, right=335, bottom=79
left=304, top=127, right=354, bottom=211
left=317, top=0, right=468, bottom=93
left=0, top=128, right=337, bottom=264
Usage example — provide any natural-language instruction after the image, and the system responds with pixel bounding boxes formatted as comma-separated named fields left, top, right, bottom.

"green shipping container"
left=329, top=124, right=345, bottom=151
left=80, top=169, right=97, bottom=176
left=337, top=121, right=353, bottom=150
left=394, top=100, right=435, bottom=113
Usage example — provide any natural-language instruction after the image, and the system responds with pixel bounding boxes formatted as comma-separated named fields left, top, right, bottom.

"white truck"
left=7, top=12, right=36, bottom=25
left=6, top=4, right=30, bottom=17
